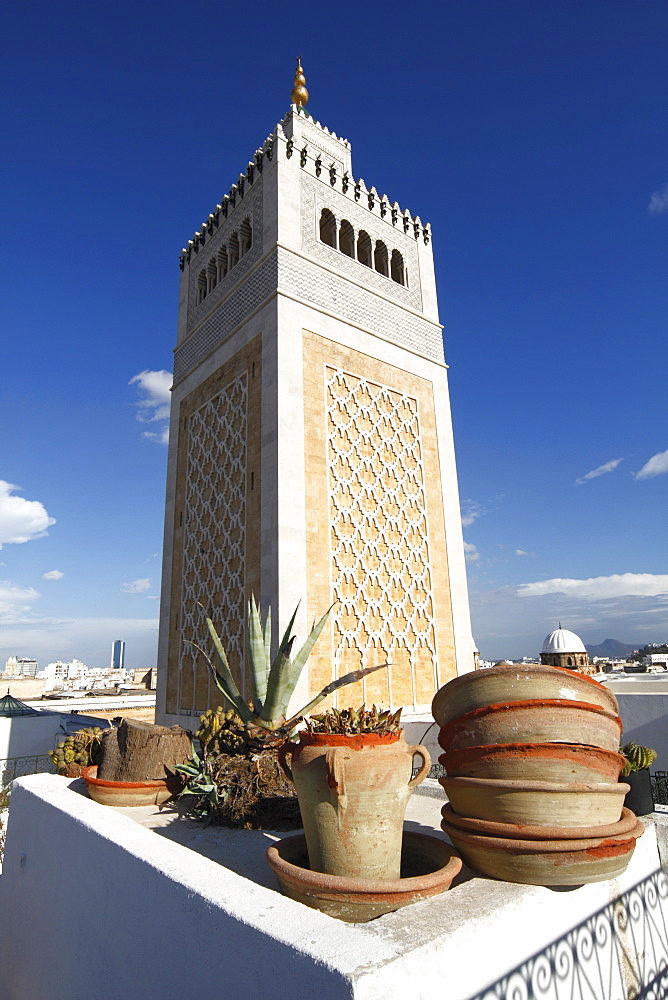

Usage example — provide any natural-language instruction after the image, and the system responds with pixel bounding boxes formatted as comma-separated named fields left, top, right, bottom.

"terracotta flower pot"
left=441, top=802, right=639, bottom=841
left=267, top=830, right=462, bottom=922
left=438, top=700, right=622, bottom=753
left=432, top=663, right=619, bottom=728
left=441, top=815, right=644, bottom=886
left=278, top=731, right=430, bottom=880
left=83, top=765, right=182, bottom=807
left=439, top=775, right=629, bottom=827
left=439, top=743, right=626, bottom=784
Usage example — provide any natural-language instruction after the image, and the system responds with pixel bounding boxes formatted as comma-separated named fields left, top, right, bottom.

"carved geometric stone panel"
left=325, top=367, right=438, bottom=709
left=178, top=375, right=247, bottom=715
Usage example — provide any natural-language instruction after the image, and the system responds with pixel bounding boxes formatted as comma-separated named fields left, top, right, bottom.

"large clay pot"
left=438, top=700, right=622, bottom=753
left=267, top=830, right=462, bottom=922
left=440, top=775, right=629, bottom=827
left=439, top=743, right=626, bottom=784
left=83, top=765, right=182, bottom=807
left=432, top=663, right=619, bottom=728
left=441, top=815, right=644, bottom=886
left=441, top=802, right=639, bottom=841
left=278, top=731, right=430, bottom=880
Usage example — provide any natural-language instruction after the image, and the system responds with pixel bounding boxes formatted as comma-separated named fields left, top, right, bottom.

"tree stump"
left=97, top=719, right=192, bottom=782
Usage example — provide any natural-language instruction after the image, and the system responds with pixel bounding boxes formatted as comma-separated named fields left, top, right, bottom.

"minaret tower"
left=156, top=62, right=474, bottom=726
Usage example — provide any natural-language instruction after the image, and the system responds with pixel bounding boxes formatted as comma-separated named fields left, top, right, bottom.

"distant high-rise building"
left=111, top=640, right=125, bottom=671
left=17, top=658, right=38, bottom=677
left=2, top=657, right=37, bottom=678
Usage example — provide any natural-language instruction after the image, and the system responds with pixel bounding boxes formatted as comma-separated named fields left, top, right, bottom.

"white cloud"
left=129, top=370, right=171, bottom=444
left=517, top=573, right=668, bottom=601
left=141, top=426, right=170, bottom=445
left=463, top=541, right=480, bottom=563
left=0, top=580, right=41, bottom=622
left=122, top=578, right=152, bottom=594
left=43, top=570, right=64, bottom=580
left=515, top=549, right=529, bottom=556
left=575, top=458, right=622, bottom=485
left=649, top=182, right=668, bottom=215
left=0, top=481, right=55, bottom=548
left=635, top=448, right=668, bottom=480
left=461, top=500, right=483, bottom=528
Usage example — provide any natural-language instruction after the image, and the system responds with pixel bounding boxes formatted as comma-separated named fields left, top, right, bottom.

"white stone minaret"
left=156, top=63, right=474, bottom=727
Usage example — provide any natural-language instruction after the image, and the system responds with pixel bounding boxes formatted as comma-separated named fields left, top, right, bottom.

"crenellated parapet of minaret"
left=179, top=105, right=431, bottom=272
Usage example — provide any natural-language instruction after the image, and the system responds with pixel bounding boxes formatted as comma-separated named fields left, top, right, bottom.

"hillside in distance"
left=585, top=638, right=637, bottom=659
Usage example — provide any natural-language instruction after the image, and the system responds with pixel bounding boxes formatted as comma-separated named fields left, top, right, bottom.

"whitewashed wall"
left=0, top=711, right=107, bottom=762
left=1, top=774, right=666, bottom=1000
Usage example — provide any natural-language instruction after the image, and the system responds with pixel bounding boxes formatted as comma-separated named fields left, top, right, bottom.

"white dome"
left=542, top=627, right=587, bottom=654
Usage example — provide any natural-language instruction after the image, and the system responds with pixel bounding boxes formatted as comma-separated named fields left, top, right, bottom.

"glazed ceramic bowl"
left=438, top=743, right=626, bottom=784
left=83, top=765, right=182, bottom=807
left=441, top=802, right=638, bottom=841
left=441, top=816, right=644, bottom=886
left=266, top=831, right=462, bottom=922
left=432, top=663, right=618, bottom=728
left=437, top=700, right=622, bottom=753
left=439, top=775, right=629, bottom=827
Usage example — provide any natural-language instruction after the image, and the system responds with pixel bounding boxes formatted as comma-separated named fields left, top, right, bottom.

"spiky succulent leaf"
left=246, top=595, right=268, bottom=713
left=283, top=661, right=390, bottom=729
left=201, top=617, right=254, bottom=724
left=270, top=606, right=333, bottom=721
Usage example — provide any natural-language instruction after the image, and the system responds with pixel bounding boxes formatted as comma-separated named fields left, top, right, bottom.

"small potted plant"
left=278, top=705, right=431, bottom=880
left=620, top=742, right=657, bottom=816
left=175, top=596, right=388, bottom=827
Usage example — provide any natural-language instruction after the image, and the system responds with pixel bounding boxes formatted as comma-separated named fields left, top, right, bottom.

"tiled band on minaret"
left=156, top=82, right=474, bottom=726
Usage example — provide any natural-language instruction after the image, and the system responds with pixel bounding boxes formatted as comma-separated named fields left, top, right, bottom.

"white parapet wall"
left=1, top=774, right=667, bottom=1000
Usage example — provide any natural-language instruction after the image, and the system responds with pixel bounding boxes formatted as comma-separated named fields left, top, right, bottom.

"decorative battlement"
left=179, top=106, right=431, bottom=270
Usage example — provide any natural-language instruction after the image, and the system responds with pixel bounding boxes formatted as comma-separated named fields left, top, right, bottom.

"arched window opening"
left=391, top=249, right=406, bottom=286
left=217, top=246, right=228, bottom=282
left=339, top=220, right=355, bottom=258
left=357, top=230, right=372, bottom=267
left=239, top=218, right=252, bottom=256
left=228, top=232, right=240, bottom=269
left=567, top=657, right=573, bottom=666
left=207, top=258, right=218, bottom=294
left=319, top=208, right=337, bottom=248
left=196, top=270, right=207, bottom=305
left=374, top=241, right=389, bottom=276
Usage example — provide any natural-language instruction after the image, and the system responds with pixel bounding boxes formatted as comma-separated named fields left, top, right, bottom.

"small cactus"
left=621, top=742, right=657, bottom=776
left=195, top=707, right=244, bottom=752
left=49, top=727, right=105, bottom=775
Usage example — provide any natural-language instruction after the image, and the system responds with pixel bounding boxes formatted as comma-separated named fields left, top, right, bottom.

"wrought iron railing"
left=1, top=754, right=53, bottom=788
left=651, top=772, right=668, bottom=807
left=466, top=868, right=668, bottom=1000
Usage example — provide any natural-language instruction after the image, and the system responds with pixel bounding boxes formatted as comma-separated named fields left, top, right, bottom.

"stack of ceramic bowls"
left=432, top=664, right=644, bottom=885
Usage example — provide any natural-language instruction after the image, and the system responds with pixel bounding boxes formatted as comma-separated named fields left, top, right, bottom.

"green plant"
left=187, top=596, right=388, bottom=733
left=621, top=742, right=658, bottom=776
left=175, top=750, right=221, bottom=820
left=176, top=598, right=390, bottom=826
left=49, top=727, right=105, bottom=774
left=304, top=704, right=403, bottom=736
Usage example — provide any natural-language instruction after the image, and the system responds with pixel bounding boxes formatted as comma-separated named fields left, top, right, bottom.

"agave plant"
left=187, top=596, right=388, bottom=734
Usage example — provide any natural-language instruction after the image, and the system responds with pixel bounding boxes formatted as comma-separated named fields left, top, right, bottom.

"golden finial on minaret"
left=291, top=56, right=309, bottom=107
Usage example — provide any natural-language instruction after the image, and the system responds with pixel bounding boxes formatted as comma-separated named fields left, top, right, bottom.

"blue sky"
left=2, top=0, right=666, bottom=668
